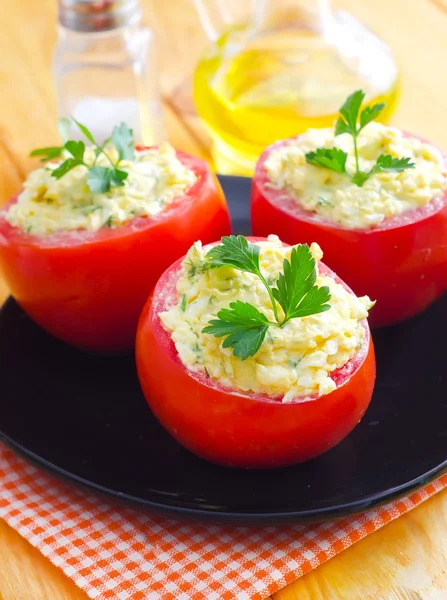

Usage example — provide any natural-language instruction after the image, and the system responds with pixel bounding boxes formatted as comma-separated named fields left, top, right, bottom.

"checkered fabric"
left=0, top=442, right=446, bottom=600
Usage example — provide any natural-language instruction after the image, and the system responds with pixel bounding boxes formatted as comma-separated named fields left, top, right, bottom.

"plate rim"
left=1, top=424, right=446, bottom=523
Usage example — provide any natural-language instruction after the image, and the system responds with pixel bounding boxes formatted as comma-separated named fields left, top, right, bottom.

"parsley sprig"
left=305, top=90, right=415, bottom=187
left=30, top=119, right=135, bottom=193
left=201, top=236, right=331, bottom=360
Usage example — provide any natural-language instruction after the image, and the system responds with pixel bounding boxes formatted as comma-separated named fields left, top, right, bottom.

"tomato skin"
left=136, top=239, right=376, bottom=468
left=251, top=138, right=447, bottom=327
left=0, top=151, right=231, bottom=351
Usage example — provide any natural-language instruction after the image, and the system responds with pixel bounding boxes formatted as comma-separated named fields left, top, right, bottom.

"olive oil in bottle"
left=194, top=6, right=398, bottom=175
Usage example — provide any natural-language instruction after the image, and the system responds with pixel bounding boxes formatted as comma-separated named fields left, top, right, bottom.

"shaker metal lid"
left=58, top=0, right=142, bottom=32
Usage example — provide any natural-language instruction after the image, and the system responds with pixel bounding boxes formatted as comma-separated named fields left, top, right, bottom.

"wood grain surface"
left=0, top=0, right=446, bottom=598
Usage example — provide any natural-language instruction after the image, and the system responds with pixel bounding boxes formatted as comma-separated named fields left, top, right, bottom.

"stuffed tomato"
left=251, top=101, right=447, bottom=328
left=136, top=235, right=376, bottom=468
left=0, top=134, right=230, bottom=352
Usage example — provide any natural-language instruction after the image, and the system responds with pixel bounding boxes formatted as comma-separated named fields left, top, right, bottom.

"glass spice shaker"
left=53, top=0, right=165, bottom=145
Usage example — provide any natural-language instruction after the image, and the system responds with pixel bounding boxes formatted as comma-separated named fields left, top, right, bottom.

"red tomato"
left=0, top=150, right=231, bottom=351
left=251, top=137, right=447, bottom=327
left=136, top=238, right=376, bottom=468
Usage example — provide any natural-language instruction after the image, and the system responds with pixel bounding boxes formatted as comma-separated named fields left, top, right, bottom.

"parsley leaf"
left=334, top=117, right=352, bottom=137
left=29, top=147, right=64, bottom=162
left=288, top=285, right=331, bottom=318
left=31, top=118, right=135, bottom=194
left=112, top=123, right=135, bottom=161
left=206, top=235, right=280, bottom=322
left=352, top=155, right=416, bottom=187
left=272, top=244, right=331, bottom=323
left=305, top=147, right=347, bottom=174
left=74, top=119, right=96, bottom=144
left=206, top=235, right=260, bottom=274
left=87, top=166, right=129, bottom=193
left=38, top=140, right=86, bottom=179
left=338, top=89, right=365, bottom=133
left=203, top=301, right=271, bottom=360
left=110, top=168, right=128, bottom=186
left=87, top=166, right=113, bottom=193
left=305, top=89, right=415, bottom=187
left=359, top=103, right=385, bottom=130
left=372, top=154, right=415, bottom=174
left=64, top=140, right=85, bottom=161
left=202, top=236, right=332, bottom=360
left=350, top=171, right=371, bottom=187
left=52, top=158, right=84, bottom=179
left=335, top=90, right=365, bottom=174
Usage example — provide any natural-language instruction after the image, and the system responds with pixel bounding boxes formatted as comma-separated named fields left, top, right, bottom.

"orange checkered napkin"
left=0, top=442, right=446, bottom=600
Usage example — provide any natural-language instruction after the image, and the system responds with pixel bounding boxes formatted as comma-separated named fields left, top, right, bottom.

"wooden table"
left=0, top=0, right=447, bottom=598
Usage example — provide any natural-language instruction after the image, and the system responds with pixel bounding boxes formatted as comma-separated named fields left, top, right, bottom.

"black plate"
left=1, top=175, right=446, bottom=524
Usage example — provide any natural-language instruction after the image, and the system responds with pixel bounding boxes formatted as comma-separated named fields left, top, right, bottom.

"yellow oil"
left=194, top=27, right=399, bottom=175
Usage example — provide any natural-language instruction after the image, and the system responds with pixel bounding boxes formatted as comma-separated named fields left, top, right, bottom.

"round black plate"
left=1, top=175, right=446, bottom=524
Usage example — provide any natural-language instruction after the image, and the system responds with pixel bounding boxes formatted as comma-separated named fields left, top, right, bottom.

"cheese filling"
left=6, top=143, right=197, bottom=235
left=264, top=123, right=447, bottom=229
left=160, top=236, right=373, bottom=402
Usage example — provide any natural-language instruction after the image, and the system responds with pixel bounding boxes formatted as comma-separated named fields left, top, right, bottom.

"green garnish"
left=184, top=257, right=209, bottom=279
left=288, top=357, right=303, bottom=369
left=202, top=236, right=331, bottom=360
left=317, top=197, right=334, bottom=208
left=84, top=205, right=102, bottom=214
left=306, top=148, right=347, bottom=175
left=112, top=122, right=135, bottom=161
left=30, top=119, right=135, bottom=194
left=180, top=294, right=187, bottom=312
left=204, top=300, right=272, bottom=361
left=305, top=90, right=415, bottom=187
